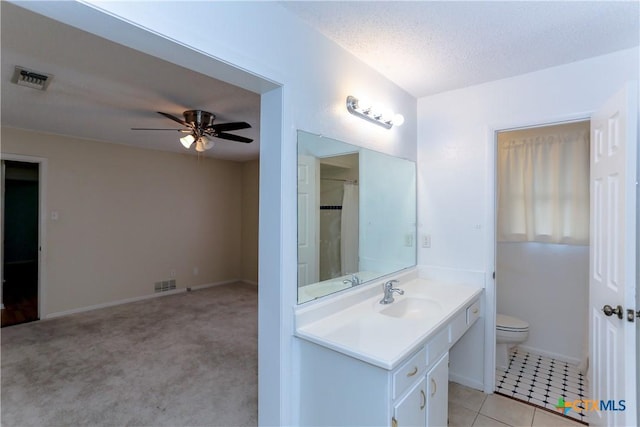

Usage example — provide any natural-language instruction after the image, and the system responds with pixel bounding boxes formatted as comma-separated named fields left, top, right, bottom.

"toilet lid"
left=497, top=314, right=529, bottom=331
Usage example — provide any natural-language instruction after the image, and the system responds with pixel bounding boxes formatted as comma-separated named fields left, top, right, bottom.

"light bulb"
left=392, top=113, right=405, bottom=127
left=357, top=96, right=372, bottom=113
left=180, top=134, right=195, bottom=148
left=380, top=108, right=394, bottom=123
left=200, top=135, right=215, bottom=150
left=195, top=139, right=205, bottom=152
left=371, top=102, right=386, bottom=119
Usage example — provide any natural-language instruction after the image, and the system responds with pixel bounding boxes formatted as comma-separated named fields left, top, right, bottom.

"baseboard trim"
left=188, top=279, right=238, bottom=292
left=45, top=279, right=241, bottom=319
left=517, top=344, right=581, bottom=366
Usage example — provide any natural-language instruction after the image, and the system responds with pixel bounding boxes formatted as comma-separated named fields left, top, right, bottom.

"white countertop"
left=295, top=278, right=483, bottom=370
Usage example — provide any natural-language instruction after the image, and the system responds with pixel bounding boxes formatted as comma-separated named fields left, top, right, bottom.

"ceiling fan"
left=132, top=110, right=253, bottom=152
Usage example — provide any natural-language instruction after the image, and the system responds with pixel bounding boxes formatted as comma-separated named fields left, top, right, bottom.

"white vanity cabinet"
left=392, top=352, right=449, bottom=427
left=393, top=376, right=427, bottom=426
left=297, top=291, right=482, bottom=427
left=392, top=347, right=428, bottom=426
left=425, top=353, right=449, bottom=427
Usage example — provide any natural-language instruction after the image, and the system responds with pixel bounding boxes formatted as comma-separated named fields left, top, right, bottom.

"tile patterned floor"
left=449, top=381, right=586, bottom=427
left=495, top=348, right=588, bottom=424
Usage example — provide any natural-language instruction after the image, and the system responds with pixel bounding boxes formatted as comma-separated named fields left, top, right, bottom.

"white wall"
left=418, top=47, right=639, bottom=389
left=10, top=2, right=417, bottom=425
left=2, top=127, right=252, bottom=316
left=418, top=47, right=638, bottom=273
left=497, top=243, right=588, bottom=363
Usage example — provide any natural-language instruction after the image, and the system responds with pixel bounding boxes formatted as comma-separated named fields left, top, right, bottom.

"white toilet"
left=496, top=314, right=529, bottom=370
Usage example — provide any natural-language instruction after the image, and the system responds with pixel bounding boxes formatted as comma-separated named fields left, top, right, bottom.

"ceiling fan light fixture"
left=194, top=135, right=215, bottom=152
left=180, top=133, right=195, bottom=148
left=132, top=110, right=253, bottom=150
left=200, top=135, right=215, bottom=150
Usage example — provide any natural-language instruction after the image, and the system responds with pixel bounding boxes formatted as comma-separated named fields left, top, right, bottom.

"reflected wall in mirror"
left=297, top=130, right=416, bottom=304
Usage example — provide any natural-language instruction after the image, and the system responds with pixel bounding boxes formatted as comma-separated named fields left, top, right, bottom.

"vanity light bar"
left=346, top=95, right=404, bottom=129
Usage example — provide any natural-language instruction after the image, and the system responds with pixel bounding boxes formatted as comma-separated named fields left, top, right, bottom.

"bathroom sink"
left=379, top=297, right=442, bottom=320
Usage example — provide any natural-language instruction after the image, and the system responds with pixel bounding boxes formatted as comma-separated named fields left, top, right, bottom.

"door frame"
left=484, top=112, right=591, bottom=393
left=1, top=153, right=47, bottom=320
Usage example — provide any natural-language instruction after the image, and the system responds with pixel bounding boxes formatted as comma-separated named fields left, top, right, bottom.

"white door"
left=426, top=353, right=449, bottom=427
left=589, top=82, right=637, bottom=427
left=297, top=155, right=319, bottom=287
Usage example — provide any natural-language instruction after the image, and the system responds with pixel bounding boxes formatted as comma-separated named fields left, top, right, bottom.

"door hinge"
left=492, top=271, right=495, bottom=279
left=626, top=309, right=640, bottom=322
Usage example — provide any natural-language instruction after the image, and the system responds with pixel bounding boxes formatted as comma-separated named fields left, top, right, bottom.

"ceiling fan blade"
left=157, top=111, right=190, bottom=127
left=131, top=128, right=188, bottom=132
left=215, top=132, right=253, bottom=143
left=209, top=121, right=252, bottom=132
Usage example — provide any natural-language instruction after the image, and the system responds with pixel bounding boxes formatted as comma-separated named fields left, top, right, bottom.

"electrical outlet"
left=422, top=235, right=431, bottom=248
left=170, top=269, right=176, bottom=278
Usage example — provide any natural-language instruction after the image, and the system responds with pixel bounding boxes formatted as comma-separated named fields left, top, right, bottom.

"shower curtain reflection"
left=319, top=200, right=342, bottom=280
left=341, top=182, right=359, bottom=275
left=318, top=181, right=359, bottom=279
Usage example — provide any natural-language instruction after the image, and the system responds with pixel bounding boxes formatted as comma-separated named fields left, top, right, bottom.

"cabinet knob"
left=431, top=378, right=437, bottom=397
left=406, top=366, right=418, bottom=377
left=420, top=389, right=426, bottom=410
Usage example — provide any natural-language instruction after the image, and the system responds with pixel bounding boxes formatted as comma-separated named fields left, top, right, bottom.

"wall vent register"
left=155, top=279, right=176, bottom=293
left=12, top=66, right=53, bottom=91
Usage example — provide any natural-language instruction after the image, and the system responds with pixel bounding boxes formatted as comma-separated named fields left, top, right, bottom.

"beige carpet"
left=1, top=282, right=258, bottom=427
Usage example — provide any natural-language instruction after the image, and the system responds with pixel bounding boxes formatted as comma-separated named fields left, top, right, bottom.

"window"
left=497, top=121, right=590, bottom=245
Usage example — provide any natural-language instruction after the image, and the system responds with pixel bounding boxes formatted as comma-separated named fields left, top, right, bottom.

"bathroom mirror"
left=297, top=130, right=416, bottom=303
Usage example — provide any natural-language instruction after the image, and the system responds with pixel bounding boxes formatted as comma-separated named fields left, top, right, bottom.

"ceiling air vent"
left=11, top=66, right=53, bottom=91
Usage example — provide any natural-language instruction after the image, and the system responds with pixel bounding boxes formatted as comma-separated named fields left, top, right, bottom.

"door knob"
left=602, top=304, right=623, bottom=319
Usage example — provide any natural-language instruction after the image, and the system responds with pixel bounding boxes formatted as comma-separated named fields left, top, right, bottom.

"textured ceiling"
left=1, top=2, right=261, bottom=161
left=2, top=2, right=638, bottom=160
left=280, top=1, right=640, bottom=97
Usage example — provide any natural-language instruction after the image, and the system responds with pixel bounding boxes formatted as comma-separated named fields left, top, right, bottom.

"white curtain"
left=340, top=182, right=359, bottom=275
left=497, top=124, right=590, bottom=245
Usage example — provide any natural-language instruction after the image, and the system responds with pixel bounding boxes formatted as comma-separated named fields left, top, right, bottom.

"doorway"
left=1, top=160, right=40, bottom=327
left=493, top=120, right=590, bottom=424
left=319, top=153, right=359, bottom=281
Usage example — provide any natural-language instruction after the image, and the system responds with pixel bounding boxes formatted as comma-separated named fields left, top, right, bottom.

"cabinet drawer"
left=392, top=347, right=426, bottom=399
left=449, top=310, right=467, bottom=345
left=466, top=300, right=481, bottom=325
left=426, top=327, right=449, bottom=367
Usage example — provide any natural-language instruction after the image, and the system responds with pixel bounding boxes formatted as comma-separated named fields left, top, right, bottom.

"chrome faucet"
left=379, top=280, right=404, bottom=304
left=343, top=274, right=361, bottom=287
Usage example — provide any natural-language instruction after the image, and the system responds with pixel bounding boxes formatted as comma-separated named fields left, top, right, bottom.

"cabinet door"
left=393, top=377, right=426, bottom=427
left=426, top=353, right=449, bottom=427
